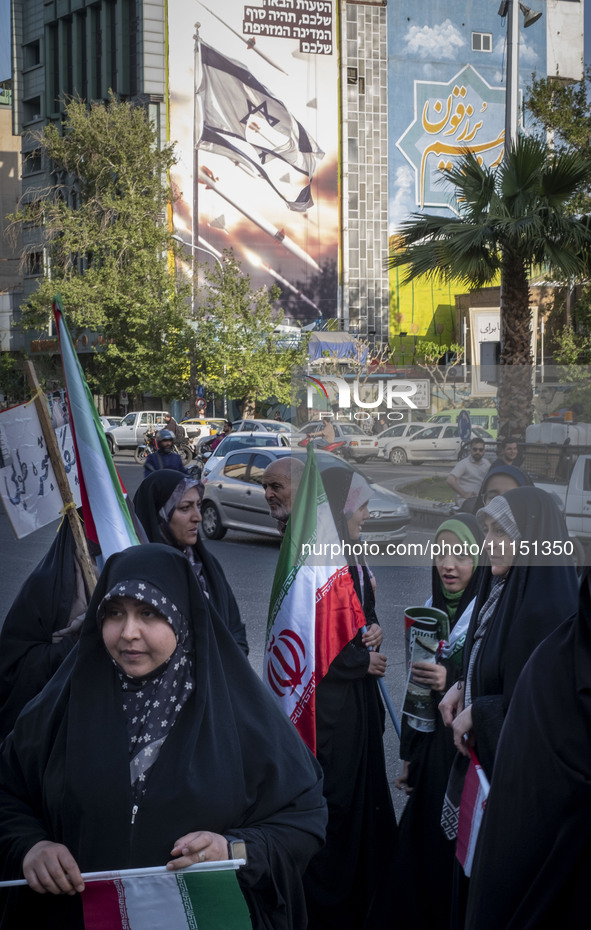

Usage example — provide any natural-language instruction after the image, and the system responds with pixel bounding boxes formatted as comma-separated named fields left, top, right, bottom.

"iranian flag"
left=264, top=446, right=366, bottom=753
left=82, top=866, right=252, bottom=929
left=53, top=298, right=141, bottom=561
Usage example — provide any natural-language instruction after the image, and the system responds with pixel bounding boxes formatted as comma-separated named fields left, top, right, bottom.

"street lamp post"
left=499, top=1, right=543, bottom=150
left=497, top=1, right=542, bottom=371
left=172, top=233, right=225, bottom=416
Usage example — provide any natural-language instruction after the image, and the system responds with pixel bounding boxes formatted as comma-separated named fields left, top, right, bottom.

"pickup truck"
left=105, top=410, right=169, bottom=453
left=523, top=435, right=591, bottom=563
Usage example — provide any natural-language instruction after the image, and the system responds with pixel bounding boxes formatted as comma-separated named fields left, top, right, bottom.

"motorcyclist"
left=143, top=429, right=188, bottom=477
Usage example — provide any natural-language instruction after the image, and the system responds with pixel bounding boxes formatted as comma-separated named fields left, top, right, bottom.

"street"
left=0, top=451, right=454, bottom=817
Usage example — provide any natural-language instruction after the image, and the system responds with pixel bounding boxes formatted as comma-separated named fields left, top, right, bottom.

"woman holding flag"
left=0, top=544, right=327, bottom=930
left=303, top=468, right=396, bottom=930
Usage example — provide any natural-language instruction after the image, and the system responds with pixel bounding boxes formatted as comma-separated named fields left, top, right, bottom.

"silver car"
left=200, top=447, right=410, bottom=541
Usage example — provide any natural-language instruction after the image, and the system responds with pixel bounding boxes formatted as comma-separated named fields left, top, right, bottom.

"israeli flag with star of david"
left=196, top=41, right=324, bottom=212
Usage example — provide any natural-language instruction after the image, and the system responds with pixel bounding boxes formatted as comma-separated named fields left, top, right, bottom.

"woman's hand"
left=367, top=652, right=387, bottom=677
left=451, top=705, right=474, bottom=756
left=167, top=831, right=229, bottom=870
left=411, top=661, right=447, bottom=692
left=394, top=760, right=413, bottom=795
left=439, top=680, right=465, bottom=727
left=362, top=623, right=383, bottom=650
left=22, top=841, right=84, bottom=895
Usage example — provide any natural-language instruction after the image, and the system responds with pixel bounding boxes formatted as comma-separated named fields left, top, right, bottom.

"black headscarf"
left=0, top=545, right=326, bottom=930
left=464, top=485, right=578, bottom=774
left=469, top=463, right=532, bottom=513
left=465, top=571, right=586, bottom=930
left=133, top=470, right=248, bottom=655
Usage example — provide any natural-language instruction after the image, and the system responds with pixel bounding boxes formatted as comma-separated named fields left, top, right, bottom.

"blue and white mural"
left=388, top=1, right=545, bottom=230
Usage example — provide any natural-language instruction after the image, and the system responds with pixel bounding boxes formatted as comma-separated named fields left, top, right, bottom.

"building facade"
left=5, top=0, right=586, bottom=365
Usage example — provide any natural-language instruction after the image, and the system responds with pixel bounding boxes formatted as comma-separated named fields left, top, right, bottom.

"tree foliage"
left=527, top=68, right=591, bottom=214
left=9, top=94, right=192, bottom=398
left=390, top=138, right=591, bottom=438
left=193, top=252, right=309, bottom=417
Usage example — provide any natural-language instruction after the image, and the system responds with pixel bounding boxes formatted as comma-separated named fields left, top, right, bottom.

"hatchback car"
left=200, top=447, right=410, bottom=541
left=201, top=431, right=292, bottom=477
left=384, top=424, right=493, bottom=465
left=299, top=422, right=379, bottom=461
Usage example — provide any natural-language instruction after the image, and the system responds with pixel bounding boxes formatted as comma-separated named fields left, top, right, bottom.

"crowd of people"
left=0, top=430, right=589, bottom=930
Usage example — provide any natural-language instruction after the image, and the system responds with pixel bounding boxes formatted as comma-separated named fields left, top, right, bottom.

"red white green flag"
left=82, top=865, right=252, bottom=929
left=264, top=446, right=366, bottom=753
left=53, top=297, right=141, bottom=560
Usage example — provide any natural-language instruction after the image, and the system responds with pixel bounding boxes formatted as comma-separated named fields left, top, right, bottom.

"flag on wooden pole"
left=53, top=297, right=140, bottom=561
left=264, top=446, right=366, bottom=753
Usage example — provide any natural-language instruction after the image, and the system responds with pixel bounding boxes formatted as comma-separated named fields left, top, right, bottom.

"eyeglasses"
left=472, top=447, right=485, bottom=453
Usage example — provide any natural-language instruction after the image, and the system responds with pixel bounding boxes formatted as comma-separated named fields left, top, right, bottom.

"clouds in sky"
left=389, top=165, right=415, bottom=234
left=403, top=19, right=466, bottom=61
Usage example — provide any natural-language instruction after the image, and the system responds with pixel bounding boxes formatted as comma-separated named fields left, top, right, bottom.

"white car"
left=201, top=431, right=291, bottom=477
left=376, top=423, right=426, bottom=463
left=385, top=424, right=493, bottom=465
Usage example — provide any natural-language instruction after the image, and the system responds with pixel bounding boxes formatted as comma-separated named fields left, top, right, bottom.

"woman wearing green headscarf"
left=386, top=515, right=486, bottom=929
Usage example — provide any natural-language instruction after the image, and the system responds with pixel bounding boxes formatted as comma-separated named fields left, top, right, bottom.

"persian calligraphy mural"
left=387, top=3, right=545, bottom=357
left=397, top=66, right=506, bottom=210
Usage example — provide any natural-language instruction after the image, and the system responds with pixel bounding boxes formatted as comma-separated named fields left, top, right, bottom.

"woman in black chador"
left=0, top=544, right=327, bottom=930
left=303, top=468, right=396, bottom=930
left=439, top=486, right=579, bottom=928
left=133, top=469, right=248, bottom=655
left=383, top=514, right=486, bottom=930
left=0, top=515, right=99, bottom=740
left=465, top=565, right=591, bottom=929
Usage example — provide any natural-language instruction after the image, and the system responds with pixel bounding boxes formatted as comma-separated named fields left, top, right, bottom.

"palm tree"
left=390, top=137, right=591, bottom=438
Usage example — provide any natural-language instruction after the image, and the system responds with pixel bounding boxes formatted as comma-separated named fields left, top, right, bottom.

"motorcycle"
left=297, top=434, right=347, bottom=456
left=133, top=430, right=196, bottom=467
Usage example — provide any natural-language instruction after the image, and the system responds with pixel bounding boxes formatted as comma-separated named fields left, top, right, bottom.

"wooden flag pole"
left=23, top=360, right=97, bottom=596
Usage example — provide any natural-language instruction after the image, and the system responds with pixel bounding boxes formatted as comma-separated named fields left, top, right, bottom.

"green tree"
left=527, top=68, right=591, bottom=213
left=9, top=94, right=192, bottom=398
left=194, top=251, right=308, bottom=417
left=389, top=138, right=591, bottom=438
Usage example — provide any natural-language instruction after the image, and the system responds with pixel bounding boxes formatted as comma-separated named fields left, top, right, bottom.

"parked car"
left=376, top=423, right=426, bottom=463
left=179, top=418, right=225, bottom=440
left=99, top=415, right=123, bottom=430
left=104, top=410, right=168, bottom=453
left=299, top=421, right=379, bottom=461
left=385, top=424, right=493, bottom=465
left=201, top=447, right=410, bottom=541
left=231, top=418, right=294, bottom=434
left=201, top=430, right=292, bottom=477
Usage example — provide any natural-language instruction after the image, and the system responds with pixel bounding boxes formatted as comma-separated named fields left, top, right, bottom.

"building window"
left=22, top=96, right=42, bottom=123
left=25, top=251, right=44, bottom=277
left=23, top=40, right=41, bottom=70
left=472, top=32, right=492, bottom=52
left=23, top=149, right=43, bottom=176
